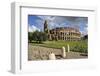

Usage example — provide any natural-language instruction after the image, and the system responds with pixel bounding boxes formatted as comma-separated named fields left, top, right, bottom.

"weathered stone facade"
left=44, top=20, right=81, bottom=41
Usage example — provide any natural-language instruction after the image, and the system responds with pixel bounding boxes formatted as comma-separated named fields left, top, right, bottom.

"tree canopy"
left=28, top=31, right=48, bottom=43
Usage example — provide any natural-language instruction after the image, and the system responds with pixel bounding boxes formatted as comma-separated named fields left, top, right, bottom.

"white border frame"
left=11, top=2, right=96, bottom=74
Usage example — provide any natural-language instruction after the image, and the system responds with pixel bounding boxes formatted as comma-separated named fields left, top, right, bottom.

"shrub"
left=66, top=41, right=88, bottom=53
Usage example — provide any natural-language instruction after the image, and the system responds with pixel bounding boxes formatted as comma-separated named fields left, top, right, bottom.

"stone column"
left=49, top=52, right=56, bottom=60
left=67, top=44, right=70, bottom=52
left=62, top=47, right=66, bottom=58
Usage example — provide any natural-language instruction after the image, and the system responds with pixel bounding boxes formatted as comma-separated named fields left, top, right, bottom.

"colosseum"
left=44, top=20, right=81, bottom=41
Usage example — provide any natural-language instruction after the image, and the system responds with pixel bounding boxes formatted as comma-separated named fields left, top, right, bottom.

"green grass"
left=29, top=40, right=88, bottom=53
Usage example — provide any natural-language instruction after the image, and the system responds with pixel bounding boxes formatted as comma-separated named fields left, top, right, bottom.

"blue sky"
left=28, top=15, right=88, bottom=35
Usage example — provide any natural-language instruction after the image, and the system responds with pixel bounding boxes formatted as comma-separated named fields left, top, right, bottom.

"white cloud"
left=29, top=15, right=88, bottom=34
left=35, top=19, right=44, bottom=31
left=37, top=16, right=81, bottom=30
left=28, top=25, right=40, bottom=32
left=83, top=27, right=88, bottom=35
left=80, top=27, right=88, bottom=36
left=48, top=22, right=59, bottom=29
left=37, top=16, right=55, bottom=21
left=36, top=16, right=69, bottom=29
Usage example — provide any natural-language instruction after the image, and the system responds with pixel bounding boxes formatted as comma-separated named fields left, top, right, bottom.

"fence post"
left=49, top=52, right=56, bottom=60
left=67, top=44, right=70, bottom=52
left=62, top=47, right=66, bottom=58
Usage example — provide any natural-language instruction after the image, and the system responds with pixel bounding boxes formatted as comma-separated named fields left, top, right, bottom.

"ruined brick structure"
left=44, top=20, right=81, bottom=41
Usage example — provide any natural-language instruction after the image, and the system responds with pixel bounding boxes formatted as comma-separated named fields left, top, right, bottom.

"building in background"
left=44, top=20, right=81, bottom=41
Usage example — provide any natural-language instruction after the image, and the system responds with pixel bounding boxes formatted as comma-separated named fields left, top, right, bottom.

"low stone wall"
left=28, top=45, right=62, bottom=60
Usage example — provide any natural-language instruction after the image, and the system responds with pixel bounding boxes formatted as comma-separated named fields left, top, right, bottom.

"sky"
left=28, top=15, right=88, bottom=35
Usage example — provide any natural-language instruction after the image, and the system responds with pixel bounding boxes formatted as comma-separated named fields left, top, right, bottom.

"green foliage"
left=31, top=40, right=88, bottom=53
left=70, top=43, right=88, bottom=53
left=31, top=31, right=48, bottom=43
left=28, top=32, right=33, bottom=43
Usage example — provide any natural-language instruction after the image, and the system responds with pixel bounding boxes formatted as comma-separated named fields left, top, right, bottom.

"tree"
left=28, top=32, right=33, bottom=43
left=81, top=35, right=88, bottom=40
left=32, top=31, right=48, bottom=43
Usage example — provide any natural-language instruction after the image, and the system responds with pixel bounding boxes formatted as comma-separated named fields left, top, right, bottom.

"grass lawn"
left=29, top=40, right=88, bottom=53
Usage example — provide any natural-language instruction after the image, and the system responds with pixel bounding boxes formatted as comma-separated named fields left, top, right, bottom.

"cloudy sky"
left=28, top=15, right=88, bottom=35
